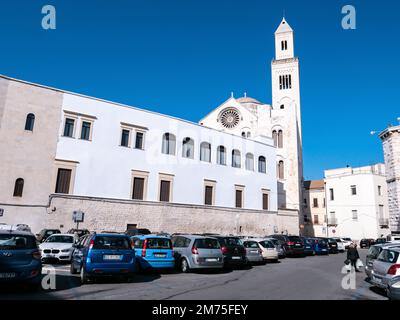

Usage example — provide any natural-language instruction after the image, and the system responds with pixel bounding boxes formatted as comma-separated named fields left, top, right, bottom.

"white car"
left=252, top=238, right=279, bottom=262
left=370, top=247, right=400, bottom=292
left=39, top=234, right=77, bottom=263
left=340, top=238, right=353, bottom=249
left=331, top=238, right=345, bottom=252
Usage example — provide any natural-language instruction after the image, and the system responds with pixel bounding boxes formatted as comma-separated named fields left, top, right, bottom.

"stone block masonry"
left=0, top=195, right=299, bottom=236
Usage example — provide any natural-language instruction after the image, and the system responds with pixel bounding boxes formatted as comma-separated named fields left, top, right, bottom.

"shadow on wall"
left=277, top=181, right=286, bottom=209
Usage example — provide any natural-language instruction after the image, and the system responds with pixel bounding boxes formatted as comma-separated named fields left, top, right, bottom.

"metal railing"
left=379, top=218, right=389, bottom=227
left=327, top=218, right=338, bottom=226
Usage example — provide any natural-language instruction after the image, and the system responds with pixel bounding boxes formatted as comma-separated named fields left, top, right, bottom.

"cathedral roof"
left=236, top=96, right=263, bottom=105
left=275, top=18, right=293, bottom=34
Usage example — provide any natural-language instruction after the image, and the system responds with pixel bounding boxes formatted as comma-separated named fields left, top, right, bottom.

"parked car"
left=125, top=228, right=151, bottom=237
left=300, top=237, right=315, bottom=256
left=267, top=234, right=305, bottom=257
left=370, top=247, right=400, bottom=292
left=0, top=228, right=42, bottom=289
left=375, top=238, right=387, bottom=245
left=242, top=240, right=264, bottom=264
left=131, top=235, right=174, bottom=271
left=265, top=237, right=286, bottom=258
left=341, top=237, right=353, bottom=249
left=331, top=237, right=345, bottom=252
left=312, top=238, right=329, bottom=255
left=326, top=238, right=339, bottom=254
left=365, top=243, right=400, bottom=279
left=211, top=236, right=247, bottom=268
left=39, top=234, right=77, bottom=263
left=0, top=224, right=32, bottom=232
left=70, top=233, right=136, bottom=284
left=67, top=228, right=90, bottom=238
left=36, top=229, right=61, bottom=243
left=171, top=235, right=223, bottom=273
left=360, top=238, right=374, bottom=248
left=388, top=275, right=400, bottom=300
left=252, top=238, right=279, bottom=262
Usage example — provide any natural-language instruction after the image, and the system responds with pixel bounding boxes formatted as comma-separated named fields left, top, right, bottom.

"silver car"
left=365, top=243, right=400, bottom=279
left=242, top=240, right=263, bottom=264
left=265, top=237, right=286, bottom=258
left=370, top=247, right=400, bottom=291
left=171, top=235, right=223, bottom=273
left=388, top=275, right=400, bottom=300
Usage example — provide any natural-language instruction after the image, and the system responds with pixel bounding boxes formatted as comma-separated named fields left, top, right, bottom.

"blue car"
left=302, top=237, right=315, bottom=256
left=0, top=229, right=42, bottom=289
left=70, top=233, right=136, bottom=284
left=131, top=235, right=175, bottom=271
left=312, top=238, right=329, bottom=255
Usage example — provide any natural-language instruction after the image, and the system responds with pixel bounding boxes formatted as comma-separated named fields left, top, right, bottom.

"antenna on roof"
left=244, top=92, right=247, bottom=98
left=230, top=92, right=234, bottom=98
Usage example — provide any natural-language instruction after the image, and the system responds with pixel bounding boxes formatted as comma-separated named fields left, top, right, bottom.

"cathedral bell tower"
left=271, top=18, right=304, bottom=215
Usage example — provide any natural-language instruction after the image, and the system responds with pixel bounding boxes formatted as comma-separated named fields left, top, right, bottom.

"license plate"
left=206, top=258, right=217, bottom=262
left=103, top=255, right=122, bottom=260
left=0, top=273, right=16, bottom=279
left=250, top=250, right=258, bottom=253
left=232, top=256, right=241, bottom=260
left=295, top=244, right=301, bottom=247
left=154, top=253, right=166, bottom=258
left=373, top=276, right=382, bottom=284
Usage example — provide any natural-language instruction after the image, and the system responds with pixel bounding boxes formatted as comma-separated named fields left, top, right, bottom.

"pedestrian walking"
left=346, top=243, right=360, bottom=272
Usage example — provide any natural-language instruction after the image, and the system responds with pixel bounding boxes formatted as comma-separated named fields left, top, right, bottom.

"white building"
left=324, top=164, right=391, bottom=241
left=379, top=122, right=400, bottom=233
left=0, top=18, right=303, bottom=235
left=200, top=18, right=304, bottom=213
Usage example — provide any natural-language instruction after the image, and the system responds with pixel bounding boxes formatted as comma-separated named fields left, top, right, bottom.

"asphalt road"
left=0, top=249, right=388, bottom=300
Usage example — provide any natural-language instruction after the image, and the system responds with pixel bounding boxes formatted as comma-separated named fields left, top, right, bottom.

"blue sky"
left=1, top=0, right=399, bottom=180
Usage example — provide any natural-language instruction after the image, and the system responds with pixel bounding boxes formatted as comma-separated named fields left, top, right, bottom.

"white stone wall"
left=381, top=128, right=400, bottom=232
left=0, top=195, right=299, bottom=236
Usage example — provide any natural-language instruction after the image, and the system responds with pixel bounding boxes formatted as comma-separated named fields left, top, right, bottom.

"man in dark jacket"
left=347, top=243, right=360, bottom=272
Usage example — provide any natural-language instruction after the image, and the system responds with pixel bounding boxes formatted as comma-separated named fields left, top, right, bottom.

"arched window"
left=200, top=142, right=211, bottom=162
left=161, top=133, right=176, bottom=155
left=272, top=130, right=277, bottom=147
left=278, top=130, right=283, bottom=148
left=232, top=150, right=241, bottom=168
left=182, top=137, right=194, bottom=159
left=13, top=178, right=24, bottom=197
left=280, top=104, right=285, bottom=109
left=25, top=113, right=35, bottom=131
left=258, top=156, right=266, bottom=173
left=241, top=132, right=246, bottom=138
left=246, top=132, right=251, bottom=138
left=245, top=153, right=254, bottom=171
left=277, top=161, right=284, bottom=179
left=217, top=146, right=226, bottom=165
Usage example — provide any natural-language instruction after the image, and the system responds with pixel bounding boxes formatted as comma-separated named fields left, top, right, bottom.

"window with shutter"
left=235, top=190, right=243, bottom=208
left=204, top=186, right=213, bottom=205
left=13, top=178, right=24, bottom=197
left=55, top=169, right=72, bottom=194
left=132, top=177, right=145, bottom=200
left=160, top=180, right=171, bottom=202
left=262, top=193, right=269, bottom=210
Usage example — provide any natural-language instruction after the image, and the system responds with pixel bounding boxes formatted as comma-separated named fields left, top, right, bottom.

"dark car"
left=125, top=228, right=152, bottom=237
left=302, top=237, right=315, bottom=256
left=322, top=238, right=339, bottom=254
left=70, top=233, right=136, bottom=284
left=360, top=238, right=375, bottom=248
left=36, top=229, right=61, bottom=243
left=268, top=235, right=305, bottom=257
left=212, top=236, right=247, bottom=268
left=67, top=229, right=90, bottom=238
left=375, top=238, right=387, bottom=245
left=310, top=238, right=329, bottom=255
left=0, top=230, right=42, bottom=289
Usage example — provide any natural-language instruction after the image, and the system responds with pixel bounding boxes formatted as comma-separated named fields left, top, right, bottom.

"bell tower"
left=271, top=18, right=304, bottom=215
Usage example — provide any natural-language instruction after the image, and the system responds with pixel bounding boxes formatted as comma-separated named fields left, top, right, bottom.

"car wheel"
left=181, top=258, right=190, bottom=273
left=70, top=263, right=78, bottom=274
left=80, top=265, right=89, bottom=284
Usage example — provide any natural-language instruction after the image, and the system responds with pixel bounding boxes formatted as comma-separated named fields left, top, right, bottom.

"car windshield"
left=342, top=238, right=351, bottom=241
left=333, top=238, right=342, bottom=243
left=0, top=234, right=37, bottom=250
left=368, top=246, right=382, bottom=259
left=223, top=237, right=242, bottom=246
left=146, top=238, right=172, bottom=249
left=93, top=236, right=131, bottom=250
left=378, top=249, right=400, bottom=263
left=288, top=236, right=301, bottom=242
left=244, top=241, right=259, bottom=248
left=46, top=235, right=74, bottom=243
left=259, top=240, right=274, bottom=248
left=194, top=238, right=220, bottom=249
left=268, top=239, right=279, bottom=245
left=317, top=239, right=327, bottom=245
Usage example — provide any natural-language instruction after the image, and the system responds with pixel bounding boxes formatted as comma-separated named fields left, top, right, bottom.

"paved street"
left=0, top=249, right=389, bottom=300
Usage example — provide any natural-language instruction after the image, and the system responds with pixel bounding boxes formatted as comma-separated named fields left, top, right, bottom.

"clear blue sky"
left=1, top=0, right=399, bottom=180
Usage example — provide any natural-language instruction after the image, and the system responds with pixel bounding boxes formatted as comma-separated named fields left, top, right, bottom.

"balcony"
left=379, top=218, right=389, bottom=228
left=327, top=218, right=338, bottom=226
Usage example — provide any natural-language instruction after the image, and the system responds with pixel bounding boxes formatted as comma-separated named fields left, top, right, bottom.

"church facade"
left=0, top=19, right=302, bottom=235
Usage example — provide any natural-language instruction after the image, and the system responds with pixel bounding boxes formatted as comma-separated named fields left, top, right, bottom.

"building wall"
left=56, top=93, right=278, bottom=211
left=381, top=127, right=400, bottom=232
left=0, top=77, right=63, bottom=206
left=0, top=195, right=299, bottom=236
left=325, top=164, right=390, bottom=241
left=303, top=187, right=326, bottom=237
